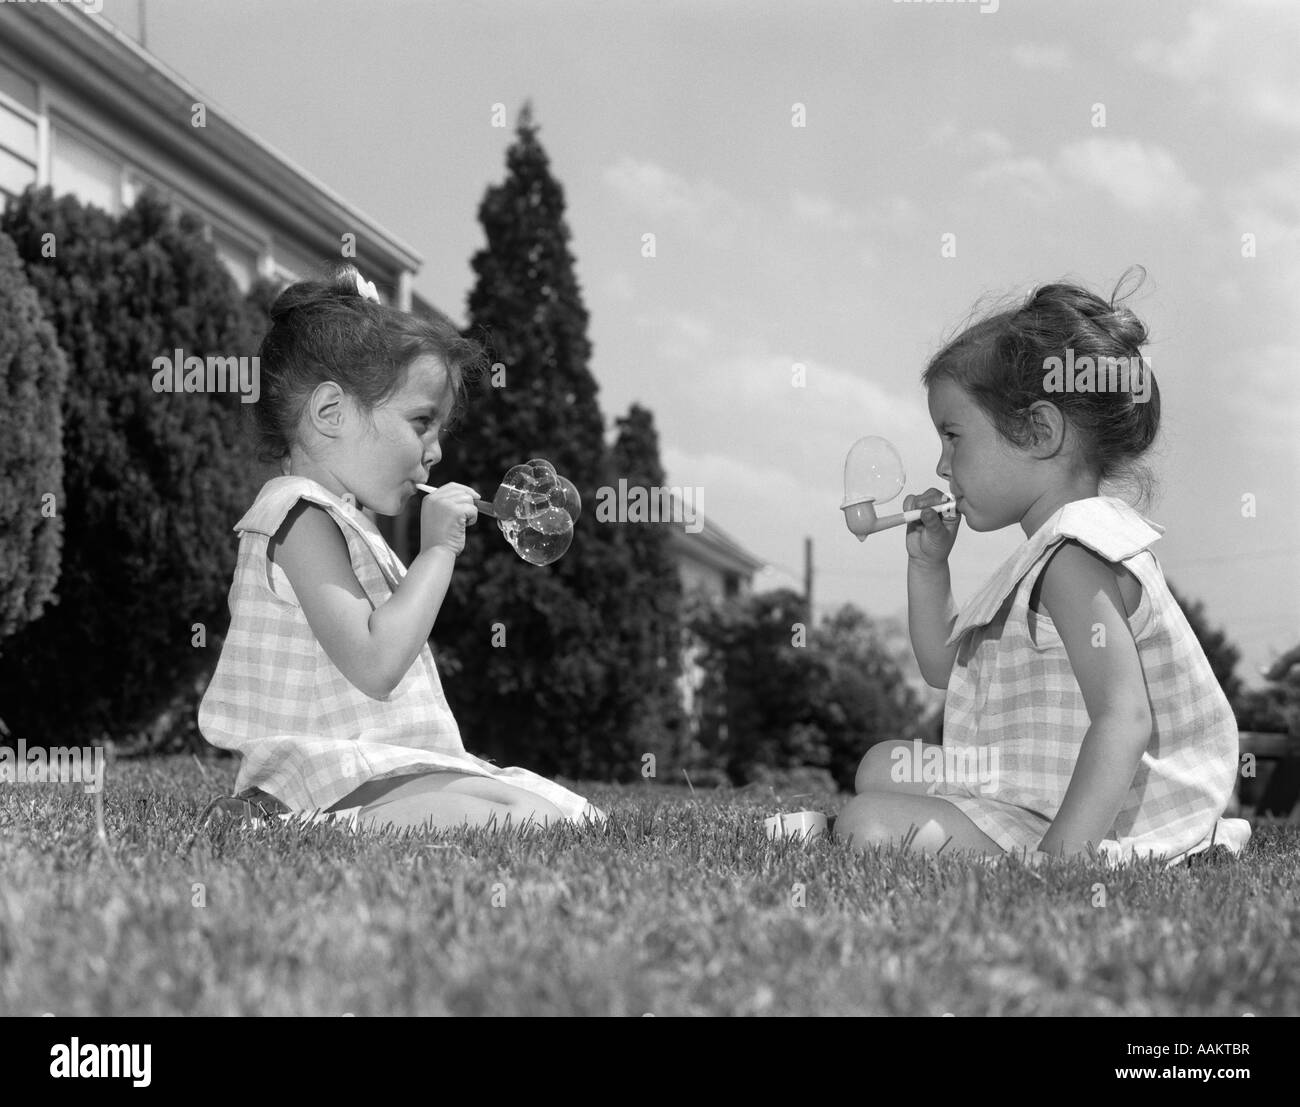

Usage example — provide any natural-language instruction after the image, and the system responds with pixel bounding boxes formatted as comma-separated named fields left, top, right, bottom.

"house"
left=0, top=4, right=770, bottom=609
left=0, top=5, right=421, bottom=305
left=0, top=3, right=446, bottom=556
left=668, top=510, right=767, bottom=729
left=670, top=514, right=765, bottom=602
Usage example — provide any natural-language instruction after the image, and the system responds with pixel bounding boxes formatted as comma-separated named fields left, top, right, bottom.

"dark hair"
left=922, top=266, right=1160, bottom=510
left=248, top=263, right=486, bottom=465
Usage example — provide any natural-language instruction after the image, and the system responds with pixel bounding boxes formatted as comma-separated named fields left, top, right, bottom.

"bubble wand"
left=840, top=436, right=956, bottom=541
left=415, top=485, right=497, bottom=518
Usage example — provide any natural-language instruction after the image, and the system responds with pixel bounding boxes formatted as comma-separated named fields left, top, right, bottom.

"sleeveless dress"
left=931, top=496, right=1250, bottom=866
left=197, top=476, right=603, bottom=825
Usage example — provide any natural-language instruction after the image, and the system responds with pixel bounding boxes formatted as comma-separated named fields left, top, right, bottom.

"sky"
left=95, top=0, right=1298, bottom=689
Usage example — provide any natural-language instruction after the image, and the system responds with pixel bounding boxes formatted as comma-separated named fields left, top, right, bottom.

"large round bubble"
left=840, top=435, right=905, bottom=508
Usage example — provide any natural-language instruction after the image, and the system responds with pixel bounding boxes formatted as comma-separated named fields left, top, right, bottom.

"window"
left=50, top=124, right=121, bottom=214
left=121, top=170, right=143, bottom=209
left=0, top=61, right=38, bottom=201
left=0, top=143, right=35, bottom=200
left=0, top=61, right=38, bottom=113
left=213, top=230, right=259, bottom=293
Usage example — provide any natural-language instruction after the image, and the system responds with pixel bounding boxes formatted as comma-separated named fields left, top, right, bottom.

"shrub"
left=0, top=188, right=264, bottom=747
left=0, top=229, right=67, bottom=653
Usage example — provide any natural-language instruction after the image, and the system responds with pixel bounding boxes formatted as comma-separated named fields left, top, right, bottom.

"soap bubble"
left=556, top=476, right=582, bottom=523
left=501, top=518, right=575, bottom=565
left=840, top=435, right=906, bottom=507
left=490, top=458, right=582, bottom=566
left=527, top=506, right=573, bottom=536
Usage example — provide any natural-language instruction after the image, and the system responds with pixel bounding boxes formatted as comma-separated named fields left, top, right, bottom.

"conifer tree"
left=437, top=105, right=679, bottom=778
left=607, top=404, right=685, bottom=771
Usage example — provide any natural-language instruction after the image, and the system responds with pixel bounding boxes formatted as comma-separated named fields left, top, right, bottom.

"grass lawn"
left=1, top=755, right=1296, bottom=1017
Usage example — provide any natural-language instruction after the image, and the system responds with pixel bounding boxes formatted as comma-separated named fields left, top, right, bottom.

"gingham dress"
left=197, top=476, right=601, bottom=823
left=932, top=495, right=1250, bottom=865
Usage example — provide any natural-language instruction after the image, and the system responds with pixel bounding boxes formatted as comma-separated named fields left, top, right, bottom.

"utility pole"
left=804, top=536, right=813, bottom=621
left=139, top=0, right=148, bottom=49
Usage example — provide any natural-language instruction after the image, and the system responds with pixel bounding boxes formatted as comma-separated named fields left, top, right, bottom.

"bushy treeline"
left=682, top=589, right=937, bottom=790
left=0, top=188, right=266, bottom=746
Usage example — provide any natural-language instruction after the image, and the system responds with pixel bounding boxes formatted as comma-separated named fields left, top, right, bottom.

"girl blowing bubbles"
left=835, top=270, right=1249, bottom=864
left=199, top=266, right=602, bottom=833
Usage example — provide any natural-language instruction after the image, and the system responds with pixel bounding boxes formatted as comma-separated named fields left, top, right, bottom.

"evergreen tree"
left=0, top=229, right=67, bottom=655
left=0, top=188, right=264, bottom=747
left=607, top=404, right=685, bottom=772
left=435, top=105, right=675, bottom=778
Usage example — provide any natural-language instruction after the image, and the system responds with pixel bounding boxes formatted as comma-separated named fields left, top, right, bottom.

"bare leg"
left=835, top=790, right=1003, bottom=856
left=339, top=771, right=564, bottom=834
left=854, top=739, right=941, bottom=795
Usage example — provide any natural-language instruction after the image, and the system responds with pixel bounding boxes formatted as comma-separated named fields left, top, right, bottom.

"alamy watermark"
left=152, top=348, right=260, bottom=404
left=1043, top=349, right=1152, bottom=403
left=594, top=480, right=704, bottom=534
left=50, top=1038, right=150, bottom=1087
left=890, top=739, right=999, bottom=796
left=893, top=0, right=999, bottom=14
left=0, top=740, right=105, bottom=794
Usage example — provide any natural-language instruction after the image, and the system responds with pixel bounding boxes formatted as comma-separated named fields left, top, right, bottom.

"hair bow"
left=353, top=271, right=381, bottom=304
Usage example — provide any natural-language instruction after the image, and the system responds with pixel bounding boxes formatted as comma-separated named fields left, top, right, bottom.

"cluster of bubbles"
left=492, top=458, right=582, bottom=566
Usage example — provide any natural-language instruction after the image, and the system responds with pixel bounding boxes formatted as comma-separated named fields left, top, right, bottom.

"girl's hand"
left=419, top=483, right=480, bottom=557
left=904, top=488, right=960, bottom=566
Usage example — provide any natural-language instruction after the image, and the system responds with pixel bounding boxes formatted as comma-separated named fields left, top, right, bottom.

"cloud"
left=1244, top=75, right=1300, bottom=132
left=1010, top=42, right=1071, bottom=71
left=653, top=349, right=947, bottom=538
left=1216, top=343, right=1300, bottom=456
left=1134, top=5, right=1300, bottom=130
left=923, top=121, right=1014, bottom=159
left=637, top=310, right=715, bottom=361
left=1134, top=10, right=1221, bottom=79
left=1225, top=157, right=1300, bottom=250
left=1057, top=137, right=1201, bottom=216
left=969, top=138, right=1200, bottom=215
left=970, top=129, right=1014, bottom=157
left=603, top=157, right=743, bottom=243
left=790, top=189, right=925, bottom=237
left=791, top=190, right=864, bottom=232
left=968, top=154, right=1058, bottom=206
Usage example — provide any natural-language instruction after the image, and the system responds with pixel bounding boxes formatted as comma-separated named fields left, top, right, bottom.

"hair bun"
left=328, top=263, right=367, bottom=298
left=267, top=264, right=371, bottom=323
left=268, top=281, right=320, bottom=324
left=1104, top=304, right=1148, bottom=354
left=1105, top=264, right=1148, bottom=353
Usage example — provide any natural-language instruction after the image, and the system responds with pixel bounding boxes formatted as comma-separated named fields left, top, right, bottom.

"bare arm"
left=908, top=559, right=960, bottom=688
left=1035, top=541, right=1153, bottom=857
left=269, top=502, right=456, bottom=699
left=904, top=490, right=962, bottom=689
